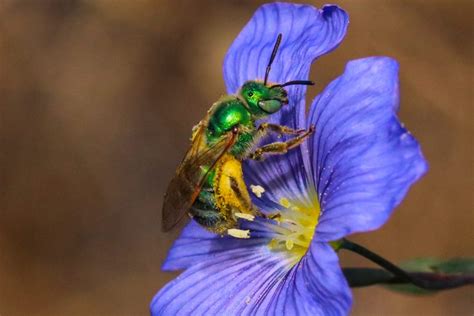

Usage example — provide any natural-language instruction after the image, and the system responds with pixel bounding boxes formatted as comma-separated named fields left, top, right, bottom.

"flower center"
left=266, top=187, right=320, bottom=264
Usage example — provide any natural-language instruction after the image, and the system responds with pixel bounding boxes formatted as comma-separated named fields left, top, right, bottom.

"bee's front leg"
left=250, top=125, right=315, bottom=161
left=256, top=122, right=307, bottom=138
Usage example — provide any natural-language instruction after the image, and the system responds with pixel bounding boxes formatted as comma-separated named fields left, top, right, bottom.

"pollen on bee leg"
left=235, top=213, right=255, bottom=221
left=250, top=184, right=265, bottom=198
left=227, top=228, right=250, bottom=239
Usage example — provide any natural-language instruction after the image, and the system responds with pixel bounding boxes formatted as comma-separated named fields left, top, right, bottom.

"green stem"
left=343, top=267, right=474, bottom=289
left=340, top=239, right=474, bottom=290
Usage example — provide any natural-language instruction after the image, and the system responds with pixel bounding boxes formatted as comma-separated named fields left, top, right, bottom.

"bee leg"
left=267, top=212, right=282, bottom=221
left=235, top=205, right=274, bottom=221
left=257, top=123, right=309, bottom=136
left=249, top=125, right=314, bottom=161
left=257, top=211, right=281, bottom=221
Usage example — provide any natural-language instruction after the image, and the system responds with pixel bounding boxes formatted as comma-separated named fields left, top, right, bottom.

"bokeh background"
left=0, top=0, right=472, bottom=315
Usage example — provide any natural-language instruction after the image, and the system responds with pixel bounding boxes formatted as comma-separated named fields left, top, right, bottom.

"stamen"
left=250, top=184, right=265, bottom=198
left=235, top=213, right=255, bottom=221
left=267, top=188, right=320, bottom=262
left=228, top=228, right=251, bottom=239
left=279, top=198, right=290, bottom=208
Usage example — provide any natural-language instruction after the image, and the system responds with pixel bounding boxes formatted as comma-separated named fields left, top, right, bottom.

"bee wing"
left=162, top=125, right=237, bottom=231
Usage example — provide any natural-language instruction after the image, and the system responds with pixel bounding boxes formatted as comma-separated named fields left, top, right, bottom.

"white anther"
left=227, top=229, right=250, bottom=239
left=235, top=213, right=255, bottom=221
left=250, top=184, right=265, bottom=198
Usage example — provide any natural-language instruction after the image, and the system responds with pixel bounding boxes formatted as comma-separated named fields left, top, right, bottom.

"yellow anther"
left=279, top=198, right=290, bottom=208
left=268, top=239, right=279, bottom=249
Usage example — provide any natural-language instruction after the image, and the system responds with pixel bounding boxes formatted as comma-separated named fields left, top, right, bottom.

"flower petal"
left=263, top=242, right=352, bottom=315
left=224, top=3, right=348, bottom=213
left=224, top=3, right=349, bottom=129
left=243, top=149, right=310, bottom=214
left=151, top=242, right=351, bottom=316
left=162, top=221, right=273, bottom=271
left=152, top=245, right=290, bottom=316
left=307, top=57, right=428, bottom=241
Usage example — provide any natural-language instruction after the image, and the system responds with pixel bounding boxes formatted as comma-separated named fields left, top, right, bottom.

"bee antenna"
left=264, top=33, right=282, bottom=86
left=270, top=80, right=315, bottom=89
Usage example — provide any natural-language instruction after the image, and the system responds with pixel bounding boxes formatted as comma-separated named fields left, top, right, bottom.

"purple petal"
left=307, top=57, right=428, bottom=241
left=243, top=149, right=310, bottom=214
left=264, top=242, right=352, bottom=315
left=224, top=3, right=348, bottom=213
left=152, top=245, right=289, bottom=316
left=151, top=242, right=351, bottom=316
left=162, top=221, right=273, bottom=271
left=224, top=3, right=349, bottom=130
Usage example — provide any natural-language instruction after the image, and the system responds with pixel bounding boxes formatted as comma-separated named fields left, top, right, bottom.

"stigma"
left=266, top=188, right=320, bottom=264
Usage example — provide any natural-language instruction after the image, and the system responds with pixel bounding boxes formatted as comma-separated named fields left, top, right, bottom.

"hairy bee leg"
left=227, top=228, right=250, bottom=239
left=257, top=122, right=307, bottom=136
left=250, top=125, right=315, bottom=161
left=249, top=208, right=270, bottom=220
left=257, top=211, right=282, bottom=221
left=267, top=212, right=281, bottom=220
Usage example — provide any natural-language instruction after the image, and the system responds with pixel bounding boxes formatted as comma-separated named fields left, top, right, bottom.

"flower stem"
left=340, top=239, right=474, bottom=290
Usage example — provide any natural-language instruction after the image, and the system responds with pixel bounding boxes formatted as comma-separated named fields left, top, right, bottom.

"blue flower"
left=151, top=3, right=427, bottom=315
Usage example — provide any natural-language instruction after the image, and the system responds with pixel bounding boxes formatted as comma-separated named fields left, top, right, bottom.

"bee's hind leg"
left=235, top=207, right=281, bottom=223
left=255, top=210, right=281, bottom=221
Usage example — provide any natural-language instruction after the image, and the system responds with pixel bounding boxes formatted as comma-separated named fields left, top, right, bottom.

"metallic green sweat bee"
left=162, top=34, right=314, bottom=237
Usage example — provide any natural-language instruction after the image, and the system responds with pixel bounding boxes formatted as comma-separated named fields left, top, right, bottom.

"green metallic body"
left=192, top=95, right=259, bottom=229
left=206, top=96, right=255, bottom=158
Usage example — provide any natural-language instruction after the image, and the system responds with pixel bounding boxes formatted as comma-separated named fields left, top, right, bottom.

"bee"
left=162, top=34, right=314, bottom=237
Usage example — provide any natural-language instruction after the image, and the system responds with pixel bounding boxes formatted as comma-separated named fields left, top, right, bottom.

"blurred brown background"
left=0, top=0, right=472, bottom=315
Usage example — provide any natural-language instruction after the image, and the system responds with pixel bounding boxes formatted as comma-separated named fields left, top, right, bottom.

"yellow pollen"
left=268, top=188, right=320, bottom=263
left=279, top=198, right=290, bottom=208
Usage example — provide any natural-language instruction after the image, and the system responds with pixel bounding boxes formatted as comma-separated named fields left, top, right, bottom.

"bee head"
left=239, top=34, right=314, bottom=117
left=240, top=81, right=287, bottom=116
